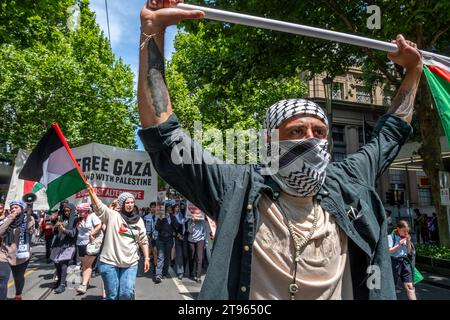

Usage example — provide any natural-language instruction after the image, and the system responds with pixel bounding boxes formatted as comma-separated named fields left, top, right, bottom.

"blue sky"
left=89, top=0, right=179, bottom=150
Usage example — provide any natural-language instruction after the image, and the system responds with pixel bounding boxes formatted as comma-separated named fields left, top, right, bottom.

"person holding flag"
left=137, top=1, right=423, bottom=300
left=87, top=184, right=150, bottom=300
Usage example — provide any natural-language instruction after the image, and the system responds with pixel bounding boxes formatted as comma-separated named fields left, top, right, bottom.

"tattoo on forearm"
left=387, top=88, right=415, bottom=122
left=147, top=38, right=168, bottom=117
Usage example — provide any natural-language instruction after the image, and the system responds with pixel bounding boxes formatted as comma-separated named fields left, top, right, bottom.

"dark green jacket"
left=138, top=113, right=412, bottom=300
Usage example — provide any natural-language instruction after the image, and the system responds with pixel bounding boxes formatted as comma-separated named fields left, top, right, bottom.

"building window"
left=332, top=125, right=345, bottom=143
left=332, top=83, right=343, bottom=100
left=356, top=86, right=372, bottom=104
left=383, top=90, right=394, bottom=107
left=389, top=169, right=405, bottom=185
left=418, top=188, right=433, bottom=206
left=358, top=124, right=373, bottom=144
left=0, top=159, right=12, bottom=166
left=333, top=145, right=347, bottom=162
left=332, top=125, right=346, bottom=161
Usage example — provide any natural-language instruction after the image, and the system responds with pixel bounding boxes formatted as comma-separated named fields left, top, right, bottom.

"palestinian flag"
left=19, top=123, right=86, bottom=208
left=118, top=224, right=136, bottom=239
left=423, top=55, right=450, bottom=145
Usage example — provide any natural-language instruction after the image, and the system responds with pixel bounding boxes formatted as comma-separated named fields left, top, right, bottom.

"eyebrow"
left=287, top=124, right=328, bottom=130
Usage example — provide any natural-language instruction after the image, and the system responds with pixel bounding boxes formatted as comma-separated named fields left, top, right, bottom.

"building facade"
left=306, top=68, right=442, bottom=226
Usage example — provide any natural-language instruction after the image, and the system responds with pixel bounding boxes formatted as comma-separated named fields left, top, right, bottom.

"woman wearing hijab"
left=87, top=184, right=150, bottom=300
left=0, top=200, right=35, bottom=300
left=50, top=202, right=78, bottom=294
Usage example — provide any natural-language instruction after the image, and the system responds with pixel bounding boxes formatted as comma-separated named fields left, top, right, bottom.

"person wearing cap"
left=137, top=1, right=422, bottom=300
left=0, top=200, right=35, bottom=300
left=87, top=185, right=150, bottom=300
left=153, top=199, right=179, bottom=283
left=75, top=203, right=102, bottom=295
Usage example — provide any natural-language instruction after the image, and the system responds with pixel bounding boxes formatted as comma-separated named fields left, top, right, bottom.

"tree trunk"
left=416, top=76, right=450, bottom=246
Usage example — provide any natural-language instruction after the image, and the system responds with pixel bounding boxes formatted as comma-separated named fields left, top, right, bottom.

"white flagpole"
left=177, top=3, right=449, bottom=63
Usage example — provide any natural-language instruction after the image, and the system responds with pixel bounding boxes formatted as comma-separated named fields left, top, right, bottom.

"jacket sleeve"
left=331, top=114, right=412, bottom=186
left=171, top=217, right=181, bottom=234
left=93, top=203, right=111, bottom=225
left=138, top=113, right=242, bottom=220
left=155, top=218, right=163, bottom=231
left=0, top=217, right=13, bottom=236
left=64, top=220, right=78, bottom=238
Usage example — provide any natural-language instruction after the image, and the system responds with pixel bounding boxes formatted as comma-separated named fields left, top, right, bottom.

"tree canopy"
left=168, top=0, right=450, bottom=244
left=0, top=0, right=137, bottom=160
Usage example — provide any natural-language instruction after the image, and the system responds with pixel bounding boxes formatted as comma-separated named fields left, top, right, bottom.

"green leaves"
left=416, top=244, right=450, bottom=260
left=0, top=0, right=137, bottom=160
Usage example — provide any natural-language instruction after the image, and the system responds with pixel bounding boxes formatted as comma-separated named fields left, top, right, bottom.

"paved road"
left=7, top=242, right=450, bottom=300
left=7, top=242, right=203, bottom=300
left=396, top=282, right=450, bottom=300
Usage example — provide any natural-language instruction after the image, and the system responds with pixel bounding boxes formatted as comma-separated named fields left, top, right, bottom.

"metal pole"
left=105, top=0, right=111, bottom=45
left=178, top=3, right=449, bottom=63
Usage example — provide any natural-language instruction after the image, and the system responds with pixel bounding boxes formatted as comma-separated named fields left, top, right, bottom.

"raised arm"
left=137, top=1, right=244, bottom=220
left=331, top=35, right=421, bottom=185
left=138, top=0, right=204, bottom=128
left=386, top=34, right=423, bottom=124
left=87, top=183, right=111, bottom=224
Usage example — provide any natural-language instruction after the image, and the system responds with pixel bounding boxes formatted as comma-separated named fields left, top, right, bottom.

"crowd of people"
left=0, top=188, right=213, bottom=300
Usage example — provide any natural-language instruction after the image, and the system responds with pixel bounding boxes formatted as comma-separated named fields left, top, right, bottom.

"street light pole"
left=322, top=75, right=334, bottom=155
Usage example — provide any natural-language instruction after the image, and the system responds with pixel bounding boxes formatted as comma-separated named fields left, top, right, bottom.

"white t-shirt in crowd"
left=77, top=213, right=101, bottom=246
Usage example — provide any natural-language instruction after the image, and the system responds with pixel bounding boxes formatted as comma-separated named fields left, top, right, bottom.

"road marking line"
left=168, top=269, right=194, bottom=300
left=7, top=267, right=37, bottom=288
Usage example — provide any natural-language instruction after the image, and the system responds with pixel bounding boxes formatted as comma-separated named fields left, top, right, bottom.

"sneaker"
left=154, top=276, right=162, bottom=284
left=14, top=295, right=22, bottom=300
left=54, top=284, right=66, bottom=294
left=76, top=284, right=87, bottom=294
left=178, top=274, right=183, bottom=280
left=194, top=277, right=202, bottom=283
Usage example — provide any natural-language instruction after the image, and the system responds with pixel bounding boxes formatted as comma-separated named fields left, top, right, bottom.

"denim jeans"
left=0, top=262, right=11, bottom=300
left=174, top=238, right=188, bottom=276
left=156, top=238, right=173, bottom=277
left=98, top=262, right=138, bottom=300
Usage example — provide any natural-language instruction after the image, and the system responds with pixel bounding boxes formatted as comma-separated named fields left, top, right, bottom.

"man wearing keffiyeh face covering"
left=264, top=99, right=331, bottom=197
left=138, top=0, right=422, bottom=300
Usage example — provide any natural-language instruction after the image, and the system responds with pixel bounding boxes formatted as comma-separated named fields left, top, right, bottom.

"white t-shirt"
left=76, top=213, right=101, bottom=246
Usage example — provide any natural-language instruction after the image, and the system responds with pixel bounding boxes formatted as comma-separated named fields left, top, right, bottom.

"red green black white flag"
left=19, top=123, right=87, bottom=208
left=423, top=56, right=450, bottom=146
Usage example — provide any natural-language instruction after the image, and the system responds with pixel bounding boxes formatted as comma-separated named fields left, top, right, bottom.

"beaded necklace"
left=276, top=198, right=319, bottom=300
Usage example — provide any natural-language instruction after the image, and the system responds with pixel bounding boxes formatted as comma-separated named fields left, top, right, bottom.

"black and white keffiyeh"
left=272, top=138, right=330, bottom=197
left=264, top=99, right=328, bottom=131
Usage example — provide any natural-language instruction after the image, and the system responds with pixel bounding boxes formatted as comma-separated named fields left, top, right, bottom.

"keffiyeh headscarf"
left=264, top=99, right=328, bottom=132
left=264, top=99, right=330, bottom=197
